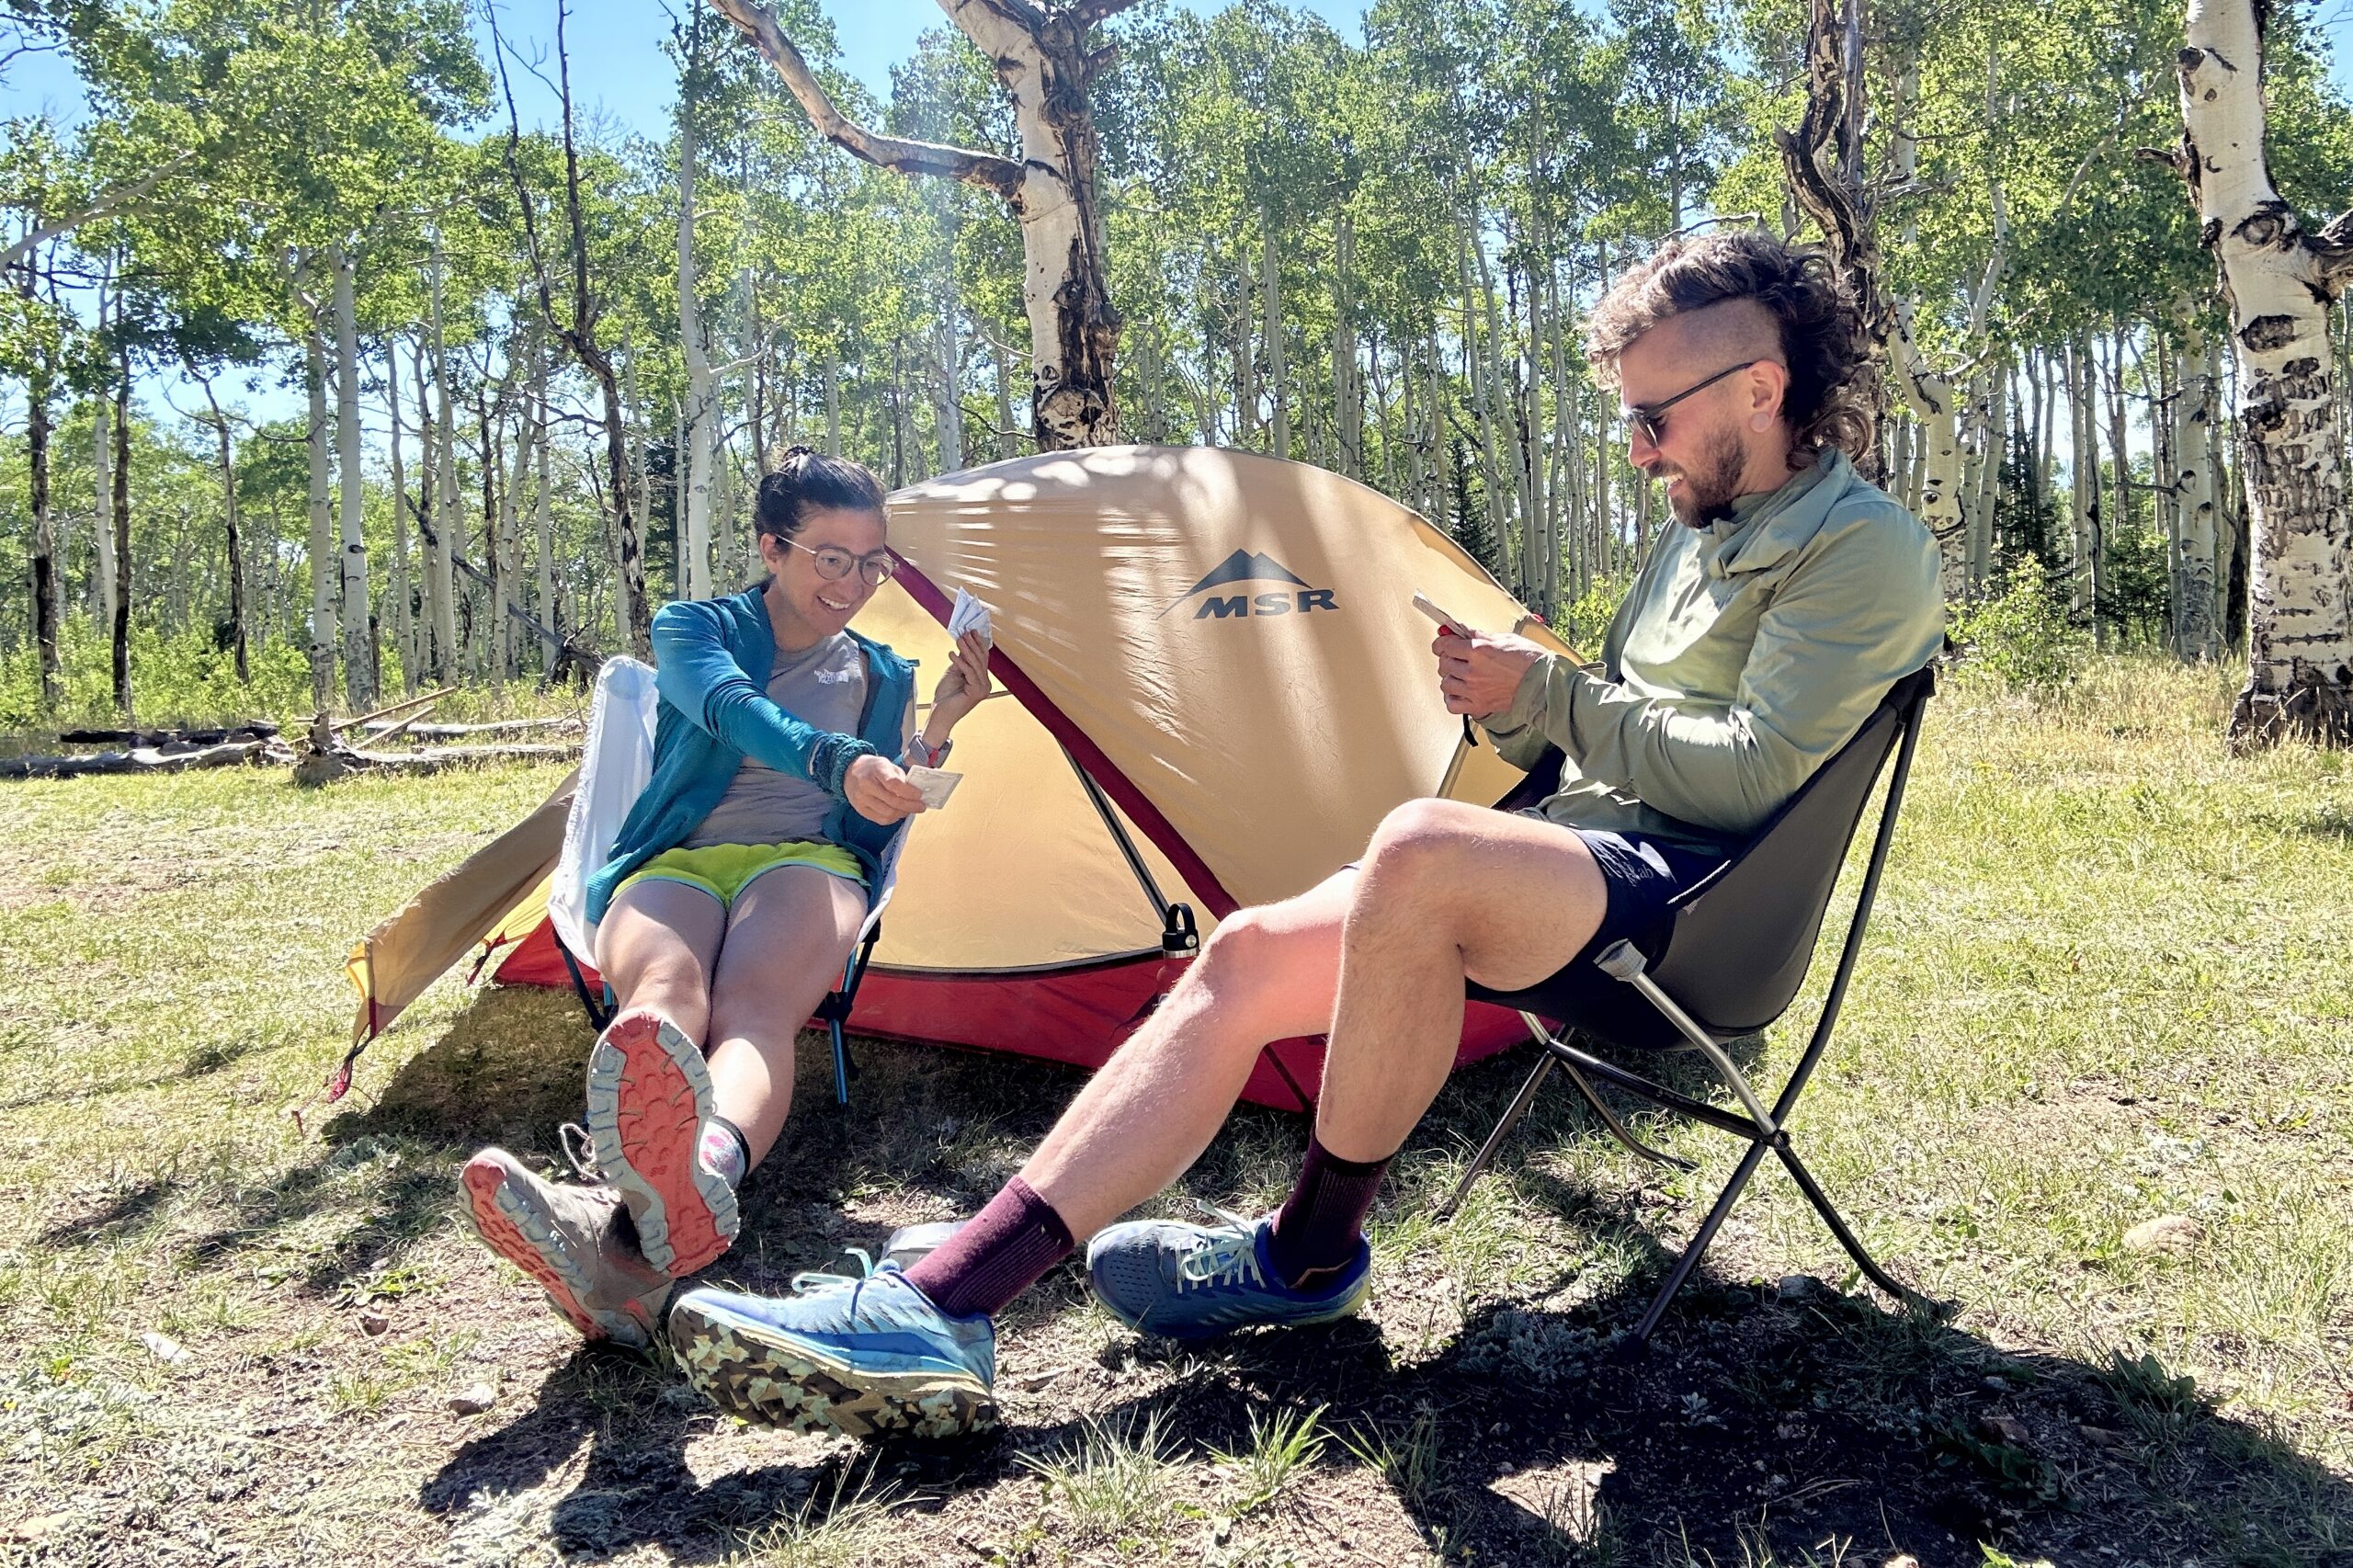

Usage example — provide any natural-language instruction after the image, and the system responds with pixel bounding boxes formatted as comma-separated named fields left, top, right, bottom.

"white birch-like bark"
left=622, top=337, right=648, bottom=647
left=677, top=93, right=715, bottom=600
left=2173, top=313, right=2222, bottom=660
left=534, top=358, right=555, bottom=663
left=2165, top=0, right=2353, bottom=743
left=428, top=245, right=460, bottom=683
left=2068, top=335, right=2100, bottom=619
left=387, top=340, right=415, bottom=692
left=1261, top=212, right=1289, bottom=459
left=330, top=244, right=375, bottom=708
left=707, top=0, right=1134, bottom=449
left=304, top=326, right=336, bottom=709
left=93, top=359, right=115, bottom=628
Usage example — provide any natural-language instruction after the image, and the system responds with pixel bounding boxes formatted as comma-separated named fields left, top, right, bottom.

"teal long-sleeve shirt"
left=1481, top=449, right=1944, bottom=851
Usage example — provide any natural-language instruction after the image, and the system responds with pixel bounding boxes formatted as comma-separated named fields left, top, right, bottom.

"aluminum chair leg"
left=1438, top=1053, right=1554, bottom=1219
left=829, top=1018, right=851, bottom=1106
left=1773, top=1142, right=1926, bottom=1308
left=1628, top=1139, right=1773, bottom=1347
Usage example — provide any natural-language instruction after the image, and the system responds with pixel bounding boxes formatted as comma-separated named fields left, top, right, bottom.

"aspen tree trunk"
left=109, top=367, right=131, bottom=714
left=1334, top=213, right=1360, bottom=478
left=428, top=251, right=460, bottom=683
left=305, top=326, right=336, bottom=710
left=677, top=97, right=715, bottom=600
left=497, top=344, right=529, bottom=678
left=824, top=345, right=842, bottom=456
left=1261, top=212, right=1289, bottom=459
left=2158, top=0, right=2352, bottom=740
left=934, top=298, right=964, bottom=472
left=995, top=335, right=1019, bottom=458
left=94, top=371, right=115, bottom=632
left=195, top=376, right=248, bottom=683
left=622, top=338, right=649, bottom=643
left=709, top=0, right=1133, bottom=449
left=330, top=244, right=375, bottom=709
left=2068, top=335, right=2099, bottom=620
left=385, top=342, right=414, bottom=691
left=24, top=308, right=58, bottom=709
left=535, top=361, right=555, bottom=666
left=2174, top=314, right=2222, bottom=660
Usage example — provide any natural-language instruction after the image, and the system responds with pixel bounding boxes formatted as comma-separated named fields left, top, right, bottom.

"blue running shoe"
left=1086, top=1209, right=1370, bottom=1341
left=668, top=1259, right=995, bottom=1439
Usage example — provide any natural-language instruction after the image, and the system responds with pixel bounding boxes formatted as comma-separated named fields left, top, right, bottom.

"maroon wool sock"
left=903, top=1176, right=1075, bottom=1319
left=1267, top=1133, right=1392, bottom=1288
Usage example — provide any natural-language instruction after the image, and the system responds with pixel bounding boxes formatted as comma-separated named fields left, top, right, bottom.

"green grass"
left=0, top=654, right=2347, bottom=1565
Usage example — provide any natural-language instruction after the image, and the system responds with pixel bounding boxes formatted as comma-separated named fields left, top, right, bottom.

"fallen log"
left=336, top=742, right=583, bottom=775
left=357, top=716, right=583, bottom=741
left=0, top=737, right=291, bottom=780
left=56, top=722, right=280, bottom=746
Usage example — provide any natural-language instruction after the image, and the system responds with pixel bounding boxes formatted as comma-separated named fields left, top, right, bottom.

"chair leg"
left=1628, top=1140, right=1772, bottom=1347
left=829, top=1018, right=851, bottom=1107
left=1438, top=1053, right=1554, bottom=1220
left=1772, top=1143, right=1927, bottom=1309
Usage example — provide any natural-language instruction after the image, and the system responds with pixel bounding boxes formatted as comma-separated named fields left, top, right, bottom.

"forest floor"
left=0, top=655, right=2347, bottom=1568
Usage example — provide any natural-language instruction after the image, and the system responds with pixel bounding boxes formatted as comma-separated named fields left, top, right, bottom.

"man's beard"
left=1660, top=426, right=1747, bottom=527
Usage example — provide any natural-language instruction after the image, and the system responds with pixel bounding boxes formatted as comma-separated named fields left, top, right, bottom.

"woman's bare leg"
left=593, top=878, right=728, bottom=1040
left=703, top=865, right=867, bottom=1166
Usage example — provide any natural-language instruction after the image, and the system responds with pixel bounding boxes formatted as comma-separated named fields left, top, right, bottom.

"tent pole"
left=1062, top=745, right=1176, bottom=926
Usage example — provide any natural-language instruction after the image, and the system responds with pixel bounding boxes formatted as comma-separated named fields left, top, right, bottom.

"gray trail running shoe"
left=460, top=1147, right=674, bottom=1348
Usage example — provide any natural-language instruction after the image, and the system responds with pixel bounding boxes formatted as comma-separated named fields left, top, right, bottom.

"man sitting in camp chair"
left=662, top=228, right=1947, bottom=1440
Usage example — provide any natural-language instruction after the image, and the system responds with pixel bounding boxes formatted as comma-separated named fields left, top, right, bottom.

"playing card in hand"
left=948, top=588, right=994, bottom=647
left=905, top=766, right=963, bottom=810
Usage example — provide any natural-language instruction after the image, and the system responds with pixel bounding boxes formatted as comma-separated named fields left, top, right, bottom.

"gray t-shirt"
left=684, top=633, right=872, bottom=849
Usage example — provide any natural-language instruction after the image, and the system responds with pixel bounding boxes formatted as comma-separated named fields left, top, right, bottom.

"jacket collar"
left=1707, top=449, right=1854, bottom=578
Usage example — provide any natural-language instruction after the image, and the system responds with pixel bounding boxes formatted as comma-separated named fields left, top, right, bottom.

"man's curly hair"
left=1585, top=229, right=1876, bottom=466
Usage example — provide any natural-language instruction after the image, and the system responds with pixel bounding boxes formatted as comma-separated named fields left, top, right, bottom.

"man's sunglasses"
left=782, top=537, right=898, bottom=587
left=1624, top=359, right=1771, bottom=448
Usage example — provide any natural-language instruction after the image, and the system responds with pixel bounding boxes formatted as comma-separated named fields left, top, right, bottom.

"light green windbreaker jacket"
left=1481, top=449, right=1944, bottom=852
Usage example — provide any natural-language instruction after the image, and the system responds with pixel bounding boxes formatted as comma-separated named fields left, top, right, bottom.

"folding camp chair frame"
left=1440, top=668, right=1940, bottom=1347
left=552, top=911, right=886, bottom=1109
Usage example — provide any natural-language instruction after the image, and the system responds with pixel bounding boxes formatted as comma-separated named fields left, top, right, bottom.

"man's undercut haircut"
left=755, top=447, right=887, bottom=542
left=1586, top=229, right=1875, bottom=465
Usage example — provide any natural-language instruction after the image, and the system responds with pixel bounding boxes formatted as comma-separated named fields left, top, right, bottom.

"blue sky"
left=6, top=0, right=2339, bottom=146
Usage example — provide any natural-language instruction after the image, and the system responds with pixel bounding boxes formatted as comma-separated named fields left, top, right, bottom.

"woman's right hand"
left=844, top=754, right=929, bottom=824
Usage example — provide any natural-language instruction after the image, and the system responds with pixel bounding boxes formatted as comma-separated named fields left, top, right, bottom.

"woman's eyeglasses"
left=1624, top=359, right=1770, bottom=448
left=783, top=537, right=898, bottom=587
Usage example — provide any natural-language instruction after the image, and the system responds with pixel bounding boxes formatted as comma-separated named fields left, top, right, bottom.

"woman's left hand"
left=926, top=631, right=994, bottom=737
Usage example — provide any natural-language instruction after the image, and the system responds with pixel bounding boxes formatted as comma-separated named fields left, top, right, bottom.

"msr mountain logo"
left=1164, top=550, right=1339, bottom=620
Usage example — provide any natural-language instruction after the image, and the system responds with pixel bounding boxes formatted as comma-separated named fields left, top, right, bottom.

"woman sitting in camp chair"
left=458, top=448, right=993, bottom=1347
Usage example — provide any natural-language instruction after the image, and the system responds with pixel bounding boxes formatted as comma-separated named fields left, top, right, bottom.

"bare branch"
left=0, top=151, right=196, bottom=271
left=1063, top=0, right=1148, bottom=30
left=704, top=0, right=1024, bottom=200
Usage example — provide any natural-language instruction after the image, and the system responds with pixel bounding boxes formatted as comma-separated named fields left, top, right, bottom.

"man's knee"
left=1360, top=799, right=1482, bottom=893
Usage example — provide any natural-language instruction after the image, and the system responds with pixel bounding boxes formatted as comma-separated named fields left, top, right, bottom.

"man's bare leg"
left=1018, top=869, right=1358, bottom=1239
left=1314, top=800, right=1608, bottom=1162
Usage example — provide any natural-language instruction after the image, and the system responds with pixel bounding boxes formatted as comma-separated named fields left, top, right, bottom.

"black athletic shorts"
left=1529, top=814, right=1732, bottom=969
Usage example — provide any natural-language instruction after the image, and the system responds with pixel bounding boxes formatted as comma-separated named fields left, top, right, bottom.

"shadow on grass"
left=165, top=982, right=1098, bottom=1301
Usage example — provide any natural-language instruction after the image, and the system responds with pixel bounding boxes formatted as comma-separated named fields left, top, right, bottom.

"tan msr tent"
left=339, top=446, right=1563, bottom=1108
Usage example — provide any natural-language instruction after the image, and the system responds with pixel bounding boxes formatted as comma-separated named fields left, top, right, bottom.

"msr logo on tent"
left=1166, top=550, right=1339, bottom=620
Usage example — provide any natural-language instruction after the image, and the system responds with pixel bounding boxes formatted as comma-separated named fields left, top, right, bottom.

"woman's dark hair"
left=754, top=447, right=887, bottom=541
left=1585, top=229, right=1876, bottom=465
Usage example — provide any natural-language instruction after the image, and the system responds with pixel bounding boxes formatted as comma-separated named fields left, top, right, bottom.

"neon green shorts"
left=616, top=840, right=867, bottom=911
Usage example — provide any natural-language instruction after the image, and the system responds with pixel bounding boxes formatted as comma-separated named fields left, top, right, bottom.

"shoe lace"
left=559, top=1122, right=602, bottom=1182
left=1175, top=1205, right=1265, bottom=1293
left=789, top=1247, right=882, bottom=1295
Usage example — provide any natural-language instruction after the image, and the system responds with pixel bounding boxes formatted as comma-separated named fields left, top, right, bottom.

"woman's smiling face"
left=760, top=504, right=890, bottom=636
